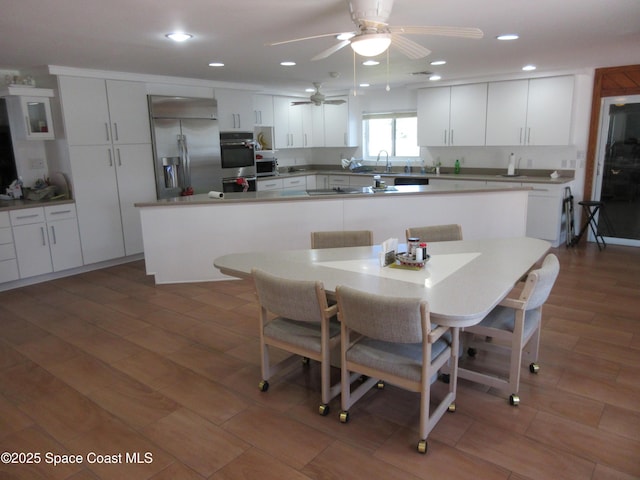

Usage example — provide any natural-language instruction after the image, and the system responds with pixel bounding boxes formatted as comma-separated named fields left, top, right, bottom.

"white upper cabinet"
left=1, top=86, right=55, bottom=140
left=525, top=76, right=574, bottom=145
left=485, top=80, right=529, bottom=146
left=253, top=94, right=274, bottom=126
left=486, top=76, right=574, bottom=146
left=273, top=96, right=305, bottom=148
left=418, top=83, right=487, bottom=146
left=323, top=99, right=352, bottom=147
left=58, top=77, right=150, bottom=145
left=216, top=88, right=254, bottom=131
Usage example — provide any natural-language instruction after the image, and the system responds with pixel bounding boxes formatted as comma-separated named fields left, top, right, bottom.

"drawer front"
left=258, top=178, right=283, bottom=191
left=0, top=259, right=19, bottom=283
left=283, top=177, right=306, bottom=189
left=0, top=227, right=14, bottom=245
left=45, top=204, right=77, bottom=221
left=0, top=242, right=16, bottom=261
left=10, top=207, right=45, bottom=226
left=0, top=211, right=10, bottom=228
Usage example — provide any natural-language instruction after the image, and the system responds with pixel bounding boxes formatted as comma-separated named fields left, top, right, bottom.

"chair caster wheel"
left=509, top=394, right=520, bottom=406
left=301, top=357, right=310, bottom=365
left=440, top=373, right=450, bottom=384
left=417, top=439, right=427, bottom=454
left=447, top=403, right=456, bottom=413
left=318, top=404, right=330, bottom=416
left=258, top=380, right=269, bottom=392
left=376, top=380, right=385, bottom=389
left=339, top=411, right=349, bottom=423
left=529, top=362, right=540, bottom=374
left=467, top=347, right=477, bottom=357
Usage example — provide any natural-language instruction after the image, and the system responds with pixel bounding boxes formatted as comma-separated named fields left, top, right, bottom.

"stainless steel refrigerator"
left=148, top=95, right=222, bottom=199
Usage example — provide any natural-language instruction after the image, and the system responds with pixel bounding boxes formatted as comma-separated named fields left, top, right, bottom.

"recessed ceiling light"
left=208, top=62, right=224, bottom=67
left=359, top=83, right=370, bottom=87
left=430, top=60, right=446, bottom=66
left=305, top=88, right=315, bottom=92
left=522, top=64, right=536, bottom=71
left=429, top=75, right=442, bottom=81
left=362, top=60, right=380, bottom=66
left=280, top=61, right=296, bottom=66
left=497, top=34, right=519, bottom=41
left=166, top=32, right=193, bottom=42
left=337, top=32, right=356, bottom=41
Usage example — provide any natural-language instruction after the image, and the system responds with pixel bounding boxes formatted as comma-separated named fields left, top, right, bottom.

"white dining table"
left=214, top=236, right=551, bottom=328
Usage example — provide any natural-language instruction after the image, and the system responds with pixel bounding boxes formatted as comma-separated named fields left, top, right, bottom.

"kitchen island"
left=136, top=183, right=532, bottom=284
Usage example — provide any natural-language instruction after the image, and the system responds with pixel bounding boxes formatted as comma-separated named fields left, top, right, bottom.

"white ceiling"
left=1, top=0, right=639, bottom=96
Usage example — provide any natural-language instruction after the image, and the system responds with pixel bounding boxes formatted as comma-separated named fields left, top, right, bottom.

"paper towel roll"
left=208, top=191, right=224, bottom=199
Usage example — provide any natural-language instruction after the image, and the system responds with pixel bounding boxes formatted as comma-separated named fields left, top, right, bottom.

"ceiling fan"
left=291, top=83, right=347, bottom=106
left=269, top=0, right=483, bottom=60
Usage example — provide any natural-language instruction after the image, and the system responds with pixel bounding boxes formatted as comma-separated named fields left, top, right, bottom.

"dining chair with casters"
left=252, top=268, right=341, bottom=416
left=459, top=253, right=560, bottom=406
left=335, top=285, right=458, bottom=454
left=311, top=230, right=374, bottom=249
left=405, top=224, right=463, bottom=243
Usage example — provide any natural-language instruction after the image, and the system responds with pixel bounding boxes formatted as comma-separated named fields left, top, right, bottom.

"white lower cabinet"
left=0, top=212, right=19, bottom=282
left=9, top=205, right=82, bottom=279
left=523, top=183, right=567, bottom=245
left=283, top=176, right=306, bottom=190
left=257, top=178, right=284, bottom=191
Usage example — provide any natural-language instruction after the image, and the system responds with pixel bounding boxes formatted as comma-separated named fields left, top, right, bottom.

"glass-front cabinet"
left=19, top=96, right=55, bottom=140
left=0, top=86, right=55, bottom=140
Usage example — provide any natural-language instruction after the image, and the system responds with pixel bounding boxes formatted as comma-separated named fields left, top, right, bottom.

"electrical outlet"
left=561, top=159, right=568, bottom=168
left=29, top=158, right=45, bottom=169
left=569, top=159, right=576, bottom=168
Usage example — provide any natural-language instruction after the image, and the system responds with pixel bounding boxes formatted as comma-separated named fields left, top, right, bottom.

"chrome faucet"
left=376, top=150, right=391, bottom=172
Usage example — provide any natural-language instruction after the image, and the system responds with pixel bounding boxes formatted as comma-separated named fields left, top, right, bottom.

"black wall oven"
left=220, top=131, right=255, bottom=171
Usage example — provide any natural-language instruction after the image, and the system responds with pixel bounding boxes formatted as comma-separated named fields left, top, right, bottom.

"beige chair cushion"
left=311, top=230, right=373, bottom=249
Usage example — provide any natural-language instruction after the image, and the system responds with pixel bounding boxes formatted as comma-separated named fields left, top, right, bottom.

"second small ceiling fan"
left=291, top=83, right=347, bottom=106
left=269, top=0, right=483, bottom=61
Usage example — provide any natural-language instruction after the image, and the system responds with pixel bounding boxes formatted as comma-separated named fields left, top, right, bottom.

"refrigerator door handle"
left=178, top=134, right=191, bottom=188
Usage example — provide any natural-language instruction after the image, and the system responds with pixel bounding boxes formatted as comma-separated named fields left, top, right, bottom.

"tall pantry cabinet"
left=57, top=76, right=156, bottom=264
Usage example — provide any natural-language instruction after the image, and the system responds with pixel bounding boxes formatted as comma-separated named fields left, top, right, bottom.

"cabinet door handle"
left=50, top=225, right=57, bottom=245
left=40, top=226, right=47, bottom=246
left=105, top=123, right=110, bottom=142
left=444, top=130, right=447, bottom=145
left=113, top=122, right=119, bottom=141
left=15, top=214, right=39, bottom=220
left=117, top=148, right=122, bottom=166
left=527, top=128, right=531, bottom=145
left=450, top=129, right=454, bottom=145
left=48, top=209, right=72, bottom=215
left=108, top=149, right=113, bottom=166
left=519, top=128, right=523, bottom=145
left=25, top=116, right=31, bottom=136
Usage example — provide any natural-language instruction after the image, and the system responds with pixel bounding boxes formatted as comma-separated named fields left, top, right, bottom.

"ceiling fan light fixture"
left=350, top=33, right=391, bottom=57
left=363, top=60, right=380, bottom=66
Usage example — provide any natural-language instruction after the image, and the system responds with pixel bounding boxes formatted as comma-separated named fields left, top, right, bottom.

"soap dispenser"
left=454, top=159, right=460, bottom=174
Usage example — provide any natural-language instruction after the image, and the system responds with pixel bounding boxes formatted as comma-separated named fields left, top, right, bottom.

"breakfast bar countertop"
left=135, top=183, right=533, bottom=208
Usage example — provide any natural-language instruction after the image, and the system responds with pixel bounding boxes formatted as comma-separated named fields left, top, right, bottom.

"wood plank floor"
left=1, top=242, right=639, bottom=479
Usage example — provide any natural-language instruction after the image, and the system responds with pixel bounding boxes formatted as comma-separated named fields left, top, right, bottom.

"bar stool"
left=572, top=200, right=612, bottom=250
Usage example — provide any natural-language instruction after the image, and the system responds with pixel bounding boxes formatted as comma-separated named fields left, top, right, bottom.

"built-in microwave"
left=255, top=157, right=278, bottom=177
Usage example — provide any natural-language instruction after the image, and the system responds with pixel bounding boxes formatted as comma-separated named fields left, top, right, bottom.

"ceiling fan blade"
left=324, top=99, right=347, bottom=105
left=391, top=35, right=431, bottom=59
left=291, top=101, right=313, bottom=106
left=390, top=26, right=484, bottom=39
left=311, top=39, right=352, bottom=61
left=268, top=32, right=347, bottom=47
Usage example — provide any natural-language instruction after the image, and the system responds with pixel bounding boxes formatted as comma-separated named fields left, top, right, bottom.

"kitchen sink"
left=306, top=187, right=372, bottom=195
